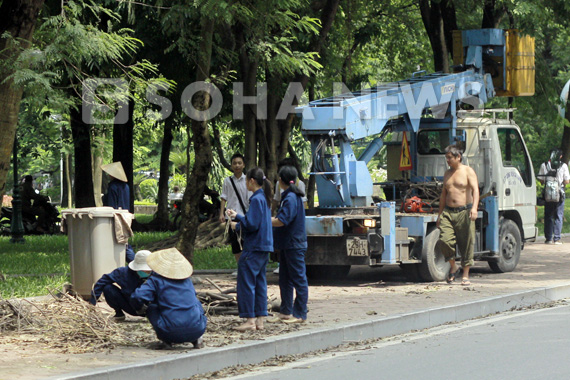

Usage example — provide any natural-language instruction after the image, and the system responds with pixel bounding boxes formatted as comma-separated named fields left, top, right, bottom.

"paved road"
left=225, top=301, right=570, bottom=380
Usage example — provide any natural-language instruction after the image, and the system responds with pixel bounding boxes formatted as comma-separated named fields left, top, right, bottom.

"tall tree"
left=419, top=0, right=457, bottom=72
left=177, top=17, right=215, bottom=261
left=0, top=0, right=44, bottom=197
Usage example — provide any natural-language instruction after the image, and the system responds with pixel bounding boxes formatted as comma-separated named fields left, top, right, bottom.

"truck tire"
left=306, top=265, right=350, bottom=280
left=418, top=228, right=449, bottom=282
left=489, top=219, right=521, bottom=273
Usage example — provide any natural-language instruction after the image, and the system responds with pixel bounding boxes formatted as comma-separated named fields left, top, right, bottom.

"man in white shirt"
left=219, top=153, right=252, bottom=267
left=538, top=149, right=570, bottom=244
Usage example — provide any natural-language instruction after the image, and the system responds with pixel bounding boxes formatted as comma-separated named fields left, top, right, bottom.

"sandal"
left=446, top=267, right=461, bottom=284
left=461, top=278, right=471, bottom=286
left=282, top=317, right=305, bottom=324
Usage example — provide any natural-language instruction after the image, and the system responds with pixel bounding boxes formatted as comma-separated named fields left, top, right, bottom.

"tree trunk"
left=235, top=23, right=259, bottom=169
left=92, top=132, right=105, bottom=207
left=419, top=0, right=450, bottom=73
left=481, top=0, right=506, bottom=29
left=264, top=0, right=340, bottom=183
left=70, top=106, right=96, bottom=208
left=177, top=17, right=215, bottom=263
left=64, top=153, right=73, bottom=208
left=0, top=0, right=45, bottom=197
left=154, top=116, right=175, bottom=227
left=113, top=97, right=135, bottom=213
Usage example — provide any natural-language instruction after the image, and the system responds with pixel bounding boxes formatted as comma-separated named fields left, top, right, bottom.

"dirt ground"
left=1, top=240, right=569, bottom=380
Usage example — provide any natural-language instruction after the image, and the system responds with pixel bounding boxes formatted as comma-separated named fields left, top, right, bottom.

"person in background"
left=219, top=153, right=251, bottom=277
left=168, top=186, right=183, bottom=202
left=21, top=175, right=48, bottom=233
left=538, top=149, right=570, bottom=244
left=102, top=162, right=130, bottom=211
left=436, top=144, right=479, bottom=286
left=226, top=167, right=273, bottom=331
left=102, top=161, right=134, bottom=262
left=271, top=158, right=308, bottom=275
left=90, top=250, right=152, bottom=321
left=131, top=248, right=207, bottom=349
left=269, top=165, right=309, bottom=324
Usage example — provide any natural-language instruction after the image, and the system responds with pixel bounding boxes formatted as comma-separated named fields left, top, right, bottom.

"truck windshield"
left=417, top=130, right=449, bottom=155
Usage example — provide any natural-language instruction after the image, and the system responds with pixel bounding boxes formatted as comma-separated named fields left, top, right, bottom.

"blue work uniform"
left=131, top=274, right=207, bottom=344
left=103, top=179, right=134, bottom=263
left=90, top=266, right=144, bottom=316
left=103, top=179, right=130, bottom=211
left=235, top=188, right=273, bottom=318
left=274, top=188, right=308, bottom=320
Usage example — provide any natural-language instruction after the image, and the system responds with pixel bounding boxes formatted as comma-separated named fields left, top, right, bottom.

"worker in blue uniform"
left=90, top=250, right=152, bottom=321
left=101, top=161, right=134, bottom=263
left=131, top=248, right=207, bottom=349
left=102, top=161, right=130, bottom=211
left=226, top=167, right=273, bottom=332
left=269, top=165, right=308, bottom=324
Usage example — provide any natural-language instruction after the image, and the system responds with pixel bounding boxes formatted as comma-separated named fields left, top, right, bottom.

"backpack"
left=543, top=161, right=560, bottom=203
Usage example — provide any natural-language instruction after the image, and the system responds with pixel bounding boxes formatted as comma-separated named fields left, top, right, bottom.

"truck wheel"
left=418, top=228, right=449, bottom=282
left=306, top=265, right=350, bottom=280
left=489, top=219, right=521, bottom=273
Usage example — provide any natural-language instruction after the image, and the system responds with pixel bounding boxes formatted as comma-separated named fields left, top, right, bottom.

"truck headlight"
left=363, top=219, right=376, bottom=228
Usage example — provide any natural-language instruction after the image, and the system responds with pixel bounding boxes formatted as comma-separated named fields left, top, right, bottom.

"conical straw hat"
left=146, top=248, right=193, bottom=279
left=101, top=162, right=128, bottom=182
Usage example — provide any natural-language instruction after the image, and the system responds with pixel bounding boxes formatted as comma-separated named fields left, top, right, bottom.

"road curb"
left=51, top=282, right=570, bottom=380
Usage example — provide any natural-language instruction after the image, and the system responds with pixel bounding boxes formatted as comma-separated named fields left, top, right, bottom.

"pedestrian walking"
left=226, top=167, right=273, bottom=331
left=538, top=149, right=570, bottom=244
left=269, top=165, right=309, bottom=324
left=436, top=144, right=479, bottom=286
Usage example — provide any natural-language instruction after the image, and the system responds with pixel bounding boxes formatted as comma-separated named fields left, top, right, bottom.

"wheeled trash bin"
left=62, top=207, right=132, bottom=299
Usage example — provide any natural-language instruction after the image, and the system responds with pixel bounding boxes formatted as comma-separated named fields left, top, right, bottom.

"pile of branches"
left=198, top=278, right=278, bottom=316
left=198, top=278, right=239, bottom=316
left=143, top=218, right=228, bottom=252
left=0, top=292, right=140, bottom=353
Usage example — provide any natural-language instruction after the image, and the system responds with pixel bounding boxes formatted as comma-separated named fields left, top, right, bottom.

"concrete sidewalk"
left=52, top=239, right=570, bottom=380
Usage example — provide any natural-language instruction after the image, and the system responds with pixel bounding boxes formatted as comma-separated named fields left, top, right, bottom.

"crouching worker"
left=90, top=250, right=152, bottom=321
left=131, top=248, right=207, bottom=349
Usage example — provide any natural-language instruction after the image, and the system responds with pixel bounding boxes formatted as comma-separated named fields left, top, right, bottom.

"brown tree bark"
left=112, top=97, right=135, bottom=213
left=0, top=0, right=45, bottom=197
left=70, top=105, right=96, bottom=208
left=419, top=0, right=452, bottom=73
left=265, top=0, right=340, bottom=186
left=481, top=0, right=506, bottom=29
left=235, top=22, right=260, bottom=169
left=154, top=116, right=175, bottom=228
left=176, top=17, right=215, bottom=263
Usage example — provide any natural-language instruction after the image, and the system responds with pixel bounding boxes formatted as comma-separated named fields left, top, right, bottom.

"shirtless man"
left=436, top=145, right=479, bottom=286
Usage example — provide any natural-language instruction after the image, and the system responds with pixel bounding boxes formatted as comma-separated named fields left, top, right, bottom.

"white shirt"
left=168, top=192, right=183, bottom=201
left=273, top=179, right=308, bottom=203
left=221, top=174, right=251, bottom=217
left=538, top=162, right=570, bottom=188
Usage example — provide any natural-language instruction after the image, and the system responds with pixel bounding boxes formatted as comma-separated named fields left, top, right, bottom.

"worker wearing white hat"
left=131, top=248, right=207, bottom=349
left=90, top=250, right=152, bottom=321
left=102, top=161, right=130, bottom=211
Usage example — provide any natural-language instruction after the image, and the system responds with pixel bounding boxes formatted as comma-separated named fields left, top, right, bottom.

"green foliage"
left=139, top=178, right=158, bottom=201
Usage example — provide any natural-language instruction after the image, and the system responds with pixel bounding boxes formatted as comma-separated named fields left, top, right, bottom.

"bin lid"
left=61, top=207, right=132, bottom=219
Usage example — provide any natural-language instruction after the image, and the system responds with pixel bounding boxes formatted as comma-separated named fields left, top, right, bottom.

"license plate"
left=346, top=236, right=368, bottom=256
